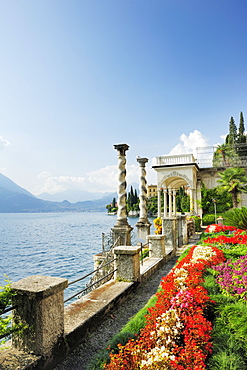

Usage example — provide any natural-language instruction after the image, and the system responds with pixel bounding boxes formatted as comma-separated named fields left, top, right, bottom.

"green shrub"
left=203, top=267, right=247, bottom=369
left=223, top=207, right=247, bottom=230
left=191, top=215, right=201, bottom=231
left=202, top=214, right=217, bottom=225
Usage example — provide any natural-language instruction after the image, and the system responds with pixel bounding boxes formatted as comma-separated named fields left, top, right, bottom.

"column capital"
left=114, top=143, right=129, bottom=155
left=136, top=157, right=149, bottom=166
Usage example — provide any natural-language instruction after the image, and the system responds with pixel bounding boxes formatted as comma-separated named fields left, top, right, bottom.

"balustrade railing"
left=155, top=154, right=195, bottom=166
left=64, top=258, right=117, bottom=303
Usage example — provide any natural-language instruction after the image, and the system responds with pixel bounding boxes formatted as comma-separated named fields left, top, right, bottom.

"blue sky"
left=0, top=0, right=247, bottom=200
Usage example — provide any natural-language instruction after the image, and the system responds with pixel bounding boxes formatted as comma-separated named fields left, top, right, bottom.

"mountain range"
left=0, top=174, right=139, bottom=213
left=0, top=173, right=117, bottom=213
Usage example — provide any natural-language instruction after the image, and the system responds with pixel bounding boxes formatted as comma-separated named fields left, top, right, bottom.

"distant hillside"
left=0, top=173, right=116, bottom=213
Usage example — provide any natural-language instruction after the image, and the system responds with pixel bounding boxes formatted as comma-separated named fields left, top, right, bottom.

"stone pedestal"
left=114, top=246, right=141, bottom=282
left=111, top=224, right=133, bottom=246
left=12, top=275, right=68, bottom=357
left=162, top=217, right=177, bottom=255
left=147, top=234, right=166, bottom=258
left=136, top=220, right=151, bottom=241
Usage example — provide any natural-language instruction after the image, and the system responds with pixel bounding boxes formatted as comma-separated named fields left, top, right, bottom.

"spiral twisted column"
left=112, top=144, right=133, bottom=246
left=114, top=144, right=129, bottom=226
left=137, top=157, right=148, bottom=221
left=136, top=157, right=151, bottom=240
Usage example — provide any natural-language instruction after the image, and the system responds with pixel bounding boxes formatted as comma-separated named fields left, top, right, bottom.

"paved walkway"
left=55, top=234, right=201, bottom=370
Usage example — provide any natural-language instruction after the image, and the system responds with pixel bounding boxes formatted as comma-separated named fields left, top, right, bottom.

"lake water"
left=0, top=212, right=152, bottom=303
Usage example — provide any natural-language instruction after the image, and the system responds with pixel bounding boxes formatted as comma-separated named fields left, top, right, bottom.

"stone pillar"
left=190, top=188, right=194, bottom=213
left=196, top=180, right=202, bottom=218
left=162, top=218, right=177, bottom=255
left=11, top=275, right=68, bottom=357
left=163, top=187, right=167, bottom=217
left=181, top=215, right=188, bottom=244
left=157, top=188, right=161, bottom=218
left=168, top=188, right=172, bottom=217
left=114, top=246, right=141, bottom=282
left=147, top=234, right=166, bottom=258
left=111, top=144, right=133, bottom=246
left=136, top=157, right=151, bottom=240
left=172, top=189, right=176, bottom=216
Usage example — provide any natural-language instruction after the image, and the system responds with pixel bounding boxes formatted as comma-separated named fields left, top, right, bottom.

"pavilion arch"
left=152, top=154, right=201, bottom=217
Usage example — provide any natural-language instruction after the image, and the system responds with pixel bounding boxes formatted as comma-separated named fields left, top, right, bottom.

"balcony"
left=155, top=154, right=196, bottom=166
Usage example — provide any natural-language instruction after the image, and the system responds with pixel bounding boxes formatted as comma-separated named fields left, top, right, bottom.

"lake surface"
left=0, top=212, right=152, bottom=303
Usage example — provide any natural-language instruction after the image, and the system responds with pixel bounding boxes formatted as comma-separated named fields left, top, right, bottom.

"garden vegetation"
left=87, top=222, right=247, bottom=369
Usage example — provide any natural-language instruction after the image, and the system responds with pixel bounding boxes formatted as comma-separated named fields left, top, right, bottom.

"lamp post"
left=213, top=198, right=217, bottom=223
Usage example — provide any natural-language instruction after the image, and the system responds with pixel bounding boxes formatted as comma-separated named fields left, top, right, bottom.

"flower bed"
left=212, top=254, right=247, bottom=300
left=104, top=245, right=225, bottom=369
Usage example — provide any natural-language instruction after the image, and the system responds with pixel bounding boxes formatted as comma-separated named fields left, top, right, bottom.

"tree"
left=217, top=167, right=247, bottom=208
left=126, top=187, right=139, bottom=213
left=226, top=116, right=237, bottom=146
left=238, top=111, right=245, bottom=140
left=199, top=182, right=232, bottom=214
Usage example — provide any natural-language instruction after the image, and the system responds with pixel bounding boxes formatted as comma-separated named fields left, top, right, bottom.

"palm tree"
left=217, top=167, right=247, bottom=208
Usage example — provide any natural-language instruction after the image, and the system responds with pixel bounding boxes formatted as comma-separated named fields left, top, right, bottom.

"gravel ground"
left=55, top=255, right=178, bottom=370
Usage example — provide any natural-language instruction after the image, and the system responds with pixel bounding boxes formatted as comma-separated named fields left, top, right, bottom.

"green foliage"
left=106, top=198, right=118, bottom=213
left=213, top=112, right=247, bottom=164
left=200, top=182, right=232, bottom=215
left=202, top=214, right=217, bottom=225
left=218, top=167, right=247, bottom=208
left=222, top=245, right=247, bottom=261
left=191, top=215, right=201, bottom=231
left=126, top=186, right=139, bottom=213
left=203, top=268, right=247, bottom=369
left=223, top=207, right=247, bottom=230
left=238, top=112, right=246, bottom=143
left=213, top=143, right=237, bottom=167
left=227, top=116, right=238, bottom=145
left=147, top=196, right=158, bottom=215
left=176, top=187, right=190, bottom=213
left=140, top=248, right=149, bottom=261
left=0, top=277, right=16, bottom=343
left=0, top=277, right=14, bottom=310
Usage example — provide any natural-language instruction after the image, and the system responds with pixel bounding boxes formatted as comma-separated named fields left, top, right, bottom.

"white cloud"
left=37, top=171, right=53, bottom=179
left=34, top=164, right=140, bottom=195
left=169, top=130, right=209, bottom=156
left=0, top=135, right=10, bottom=149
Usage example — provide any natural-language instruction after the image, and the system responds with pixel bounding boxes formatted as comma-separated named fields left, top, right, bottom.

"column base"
left=111, top=224, right=133, bottom=246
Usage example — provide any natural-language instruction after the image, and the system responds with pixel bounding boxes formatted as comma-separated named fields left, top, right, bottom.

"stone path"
left=55, top=234, right=201, bottom=370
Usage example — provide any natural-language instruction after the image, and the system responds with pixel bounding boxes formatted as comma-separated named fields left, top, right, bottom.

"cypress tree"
left=134, top=189, right=138, bottom=204
left=238, top=111, right=246, bottom=143
left=227, top=116, right=237, bottom=146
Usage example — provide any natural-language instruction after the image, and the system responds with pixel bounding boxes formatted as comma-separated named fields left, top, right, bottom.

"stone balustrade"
left=155, top=153, right=195, bottom=166
left=1, top=234, right=177, bottom=369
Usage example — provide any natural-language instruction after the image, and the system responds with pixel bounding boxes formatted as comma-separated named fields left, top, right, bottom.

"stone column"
left=114, top=246, right=141, bottom=282
left=190, top=188, right=194, bottom=213
left=111, top=144, right=133, bottom=246
left=168, top=188, right=172, bottom=217
left=163, top=187, right=167, bottom=218
left=136, top=157, right=151, bottom=240
left=157, top=189, right=161, bottom=218
left=172, top=189, right=176, bottom=216
left=11, top=275, right=68, bottom=357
